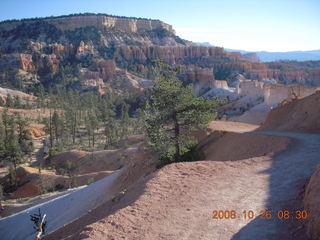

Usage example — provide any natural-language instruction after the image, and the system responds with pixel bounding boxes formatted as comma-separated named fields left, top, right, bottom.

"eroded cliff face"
left=18, top=54, right=35, bottom=72
left=236, top=80, right=320, bottom=105
left=0, top=14, right=175, bottom=34
left=113, top=46, right=227, bottom=64
left=0, top=13, right=319, bottom=94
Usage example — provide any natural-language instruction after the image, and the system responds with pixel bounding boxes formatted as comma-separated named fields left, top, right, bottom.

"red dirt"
left=0, top=166, right=113, bottom=200
left=197, top=131, right=290, bottom=161
left=1, top=167, right=68, bottom=199
left=44, top=122, right=294, bottom=240
left=209, top=120, right=259, bottom=133
left=41, top=95, right=320, bottom=239
left=304, top=164, right=320, bottom=239
left=28, top=123, right=46, bottom=138
left=48, top=150, right=89, bottom=174
left=260, top=92, right=320, bottom=133
left=9, top=182, right=41, bottom=199
left=48, top=136, right=145, bottom=175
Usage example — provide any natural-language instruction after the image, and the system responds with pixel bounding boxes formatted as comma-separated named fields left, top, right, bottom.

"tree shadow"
left=230, top=132, right=320, bottom=240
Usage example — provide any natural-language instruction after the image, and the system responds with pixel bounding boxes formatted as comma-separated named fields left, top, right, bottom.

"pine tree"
left=2, top=109, right=10, bottom=147
left=65, top=106, right=77, bottom=145
left=15, top=113, right=34, bottom=154
left=103, top=108, right=117, bottom=148
left=145, top=69, right=220, bottom=162
left=13, top=96, right=21, bottom=108
left=0, top=120, right=5, bottom=160
left=6, top=118, right=22, bottom=188
left=52, top=111, right=61, bottom=143
left=85, top=112, right=99, bottom=148
left=5, top=94, right=13, bottom=108
left=119, top=101, right=130, bottom=138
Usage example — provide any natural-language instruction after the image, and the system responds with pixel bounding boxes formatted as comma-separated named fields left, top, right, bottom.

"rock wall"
left=113, top=45, right=226, bottom=64
left=185, top=67, right=215, bottom=94
left=76, top=41, right=96, bottom=59
left=236, top=80, right=264, bottom=97
left=0, top=15, right=174, bottom=33
left=236, top=80, right=320, bottom=104
left=213, top=80, right=228, bottom=89
left=304, top=164, right=320, bottom=240
left=264, top=84, right=320, bottom=105
left=96, top=59, right=116, bottom=81
left=17, top=54, right=35, bottom=72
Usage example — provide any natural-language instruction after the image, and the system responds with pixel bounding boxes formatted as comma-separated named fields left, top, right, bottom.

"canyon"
left=1, top=13, right=319, bottom=96
left=0, top=13, right=320, bottom=240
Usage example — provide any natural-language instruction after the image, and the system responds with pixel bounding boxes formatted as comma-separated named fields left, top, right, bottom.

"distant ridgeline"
left=0, top=13, right=319, bottom=94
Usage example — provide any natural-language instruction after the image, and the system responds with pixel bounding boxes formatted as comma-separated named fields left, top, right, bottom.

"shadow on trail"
left=231, top=132, right=320, bottom=240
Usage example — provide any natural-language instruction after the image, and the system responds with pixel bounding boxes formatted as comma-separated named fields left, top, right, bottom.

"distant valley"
left=197, top=42, right=320, bottom=62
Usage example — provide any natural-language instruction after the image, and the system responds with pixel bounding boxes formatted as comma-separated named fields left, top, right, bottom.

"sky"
left=0, top=0, right=319, bottom=52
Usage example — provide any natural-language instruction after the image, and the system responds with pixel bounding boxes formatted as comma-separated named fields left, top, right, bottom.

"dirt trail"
left=68, top=125, right=320, bottom=240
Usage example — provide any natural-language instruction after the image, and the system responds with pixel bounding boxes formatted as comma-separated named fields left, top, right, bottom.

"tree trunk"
left=72, top=113, right=76, bottom=145
left=49, top=108, right=53, bottom=147
left=92, top=130, right=95, bottom=148
left=173, top=112, right=180, bottom=161
left=13, top=159, right=17, bottom=188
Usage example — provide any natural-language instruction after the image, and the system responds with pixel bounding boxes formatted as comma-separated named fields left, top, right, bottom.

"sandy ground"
left=208, top=121, right=259, bottom=133
left=43, top=122, right=320, bottom=240
left=230, top=103, right=276, bottom=125
left=260, top=92, right=320, bottom=133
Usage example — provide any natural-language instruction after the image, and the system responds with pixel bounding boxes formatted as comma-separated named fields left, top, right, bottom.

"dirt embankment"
left=260, top=92, right=320, bottom=133
left=42, top=93, right=320, bottom=240
left=0, top=167, right=69, bottom=199
left=27, top=123, right=46, bottom=138
left=1, top=140, right=158, bottom=219
left=197, top=131, right=291, bottom=161
left=44, top=122, right=294, bottom=240
left=47, top=143, right=145, bottom=175
left=304, top=164, right=320, bottom=240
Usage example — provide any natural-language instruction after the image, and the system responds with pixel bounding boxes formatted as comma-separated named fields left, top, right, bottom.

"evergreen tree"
left=2, top=109, right=10, bottom=147
left=6, top=118, right=22, bottom=188
left=13, top=96, right=21, bottom=108
left=85, top=112, right=99, bottom=148
left=0, top=120, right=5, bottom=160
left=145, top=68, right=220, bottom=162
left=65, top=106, right=77, bottom=145
left=52, top=111, right=61, bottom=143
left=119, top=101, right=130, bottom=138
left=15, top=113, right=34, bottom=154
left=103, top=108, right=117, bottom=148
left=5, top=94, right=13, bottom=108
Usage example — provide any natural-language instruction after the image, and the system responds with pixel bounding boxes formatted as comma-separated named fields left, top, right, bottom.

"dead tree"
left=30, top=208, right=47, bottom=240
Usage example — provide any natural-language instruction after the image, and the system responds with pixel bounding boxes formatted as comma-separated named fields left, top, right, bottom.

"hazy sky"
left=1, top=0, right=319, bottom=52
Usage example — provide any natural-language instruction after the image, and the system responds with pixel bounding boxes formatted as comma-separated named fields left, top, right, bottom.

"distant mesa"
left=0, top=13, right=175, bottom=33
